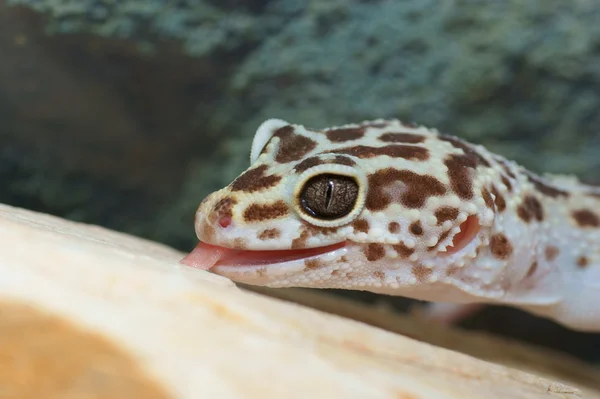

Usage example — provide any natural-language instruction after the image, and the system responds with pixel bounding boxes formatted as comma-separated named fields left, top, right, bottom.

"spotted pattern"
left=211, top=197, right=237, bottom=223
left=439, top=134, right=491, bottom=167
left=258, top=228, right=281, bottom=240
left=294, top=155, right=357, bottom=173
left=325, top=127, right=365, bottom=142
left=379, top=132, right=425, bottom=144
left=409, top=221, right=424, bottom=236
left=393, top=243, right=415, bottom=258
left=365, top=243, right=385, bottom=261
left=490, top=233, right=513, bottom=259
left=231, top=165, right=281, bottom=193
left=490, top=185, right=506, bottom=212
left=412, top=265, right=433, bottom=283
left=501, top=175, right=513, bottom=192
left=333, top=155, right=356, bottom=167
left=572, top=209, right=600, bottom=228
left=517, top=195, right=544, bottom=223
left=526, top=172, right=569, bottom=198
left=243, top=201, right=288, bottom=222
left=367, top=168, right=446, bottom=210
left=352, top=219, right=370, bottom=233
left=273, top=126, right=317, bottom=163
left=435, top=207, right=459, bottom=225
left=330, top=145, right=429, bottom=161
left=193, top=118, right=600, bottom=332
left=293, top=156, right=323, bottom=173
left=481, top=188, right=494, bottom=210
left=444, top=154, right=477, bottom=199
left=304, top=259, right=322, bottom=270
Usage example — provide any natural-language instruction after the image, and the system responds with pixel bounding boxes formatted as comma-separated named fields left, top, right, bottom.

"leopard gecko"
left=181, top=119, right=600, bottom=332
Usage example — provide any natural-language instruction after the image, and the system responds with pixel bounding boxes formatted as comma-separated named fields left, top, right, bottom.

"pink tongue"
left=180, top=242, right=234, bottom=270
left=180, top=241, right=347, bottom=270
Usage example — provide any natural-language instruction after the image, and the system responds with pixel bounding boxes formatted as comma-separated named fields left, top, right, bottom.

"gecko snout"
left=193, top=191, right=239, bottom=243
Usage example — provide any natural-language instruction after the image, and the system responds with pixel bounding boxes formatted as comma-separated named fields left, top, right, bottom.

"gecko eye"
left=299, top=174, right=359, bottom=220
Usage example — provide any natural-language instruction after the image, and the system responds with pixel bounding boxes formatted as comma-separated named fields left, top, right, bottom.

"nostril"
left=218, top=216, right=232, bottom=228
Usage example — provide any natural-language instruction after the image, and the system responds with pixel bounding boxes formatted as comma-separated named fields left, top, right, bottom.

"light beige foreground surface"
left=0, top=203, right=598, bottom=399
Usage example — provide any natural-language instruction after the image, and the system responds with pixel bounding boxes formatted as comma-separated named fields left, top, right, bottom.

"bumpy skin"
left=194, top=119, right=600, bottom=332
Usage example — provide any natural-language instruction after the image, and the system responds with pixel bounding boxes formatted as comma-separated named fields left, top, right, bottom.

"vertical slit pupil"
left=299, top=174, right=359, bottom=220
left=326, top=180, right=334, bottom=210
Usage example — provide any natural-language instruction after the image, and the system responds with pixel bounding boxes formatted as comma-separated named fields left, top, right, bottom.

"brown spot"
left=243, top=201, right=288, bottom=222
left=232, top=237, right=247, bottom=249
left=409, top=221, right=423, bottom=236
left=439, top=134, right=494, bottom=200
left=333, top=155, right=357, bottom=166
left=434, top=207, right=459, bottom=225
left=304, top=259, right=322, bottom=270
left=256, top=267, right=267, bottom=277
left=497, top=158, right=516, bottom=179
left=572, top=209, right=600, bottom=228
left=291, top=225, right=337, bottom=249
left=526, top=172, right=569, bottom=198
left=330, top=145, right=429, bottom=161
left=517, top=195, right=544, bottom=223
left=393, top=242, right=415, bottom=258
left=211, top=197, right=237, bottom=223
left=444, top=154, right=476, bottom=199
left=325, top=127, right=365, bottom=142
left=501, top=175, right=513, bottom=192
left=231, top=165, right=282, bottom=193
left=577, top=256, right=589, bottom=269
left=273, top=126, right=317, bottom=163
left=339, top=256, right=348, bottom=263
left=304, top=223, right=338, bottom=236
left=294, top=155, right=356, bottom=173
left=378, top=132, right=425, bottom=144
left=411, top=265, right=433, bottom=283
left=331, top=270, right=340, bottom=276
left=258, top=228, right=281, bottom=240
left=490, top=185, right=506, bottom=212
left=490, top=233, right=513, bottom=259
left=545, top=246, right=559, bottom=261
left=365, top=243, right=386, bottom=261
left=439, top=134, right=491, bottom=167
left=0, top=301, right=173, bottom=399
left=481, top=188, right=494, bottom=210
left=373, top=271, right=385, bottom=280
left=352, top=219, right=370, bottom=233
left=388, top=221, right=400, bottom=233
left=366, top=168, right=446, bottom=210
left=293, top=156, right=324, bottom=173
left=526, top=261, right=538, bottom=278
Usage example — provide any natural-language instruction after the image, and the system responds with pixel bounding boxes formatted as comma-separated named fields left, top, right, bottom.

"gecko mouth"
left=180, top=241, right=347, bottom=271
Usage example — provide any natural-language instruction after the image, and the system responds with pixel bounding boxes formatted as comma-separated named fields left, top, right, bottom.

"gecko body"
left=185, top=119, right=600, bottom=332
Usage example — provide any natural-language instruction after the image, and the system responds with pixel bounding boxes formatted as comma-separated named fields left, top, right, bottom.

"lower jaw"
left=214, top=241, right=347, bottom=268
left=211, top=243, right=349, bottom=281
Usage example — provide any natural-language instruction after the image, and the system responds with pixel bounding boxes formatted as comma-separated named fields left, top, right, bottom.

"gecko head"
left=185, top=119, right=502, bottom=295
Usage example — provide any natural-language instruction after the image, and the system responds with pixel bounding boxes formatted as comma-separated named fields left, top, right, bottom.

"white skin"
left=182, top=119, right=600, bottom=332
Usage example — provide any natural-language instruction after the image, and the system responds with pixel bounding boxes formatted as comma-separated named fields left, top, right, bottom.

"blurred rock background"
left=1, top=0, right=599, bottom=363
